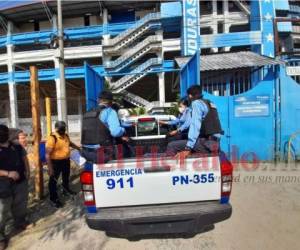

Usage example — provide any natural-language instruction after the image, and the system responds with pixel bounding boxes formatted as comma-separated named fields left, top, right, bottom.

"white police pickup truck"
left=80, top=115, right=232, bottom=238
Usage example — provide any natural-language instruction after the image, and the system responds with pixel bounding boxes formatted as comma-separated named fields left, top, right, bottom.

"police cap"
left=98, top=91, right=113, bottom=101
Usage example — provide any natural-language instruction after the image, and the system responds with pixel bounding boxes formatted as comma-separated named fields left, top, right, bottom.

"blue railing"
left=0, top=61, right=175, bottom=84
left=0, top=72, right=9, bottom=84
left=0, top=21, right=139, bottom=48
left=0, top=36, right=7, bottom=47
left=0, top=14, right=182, bottom=48
left=11, top=30, right=54, bottom=45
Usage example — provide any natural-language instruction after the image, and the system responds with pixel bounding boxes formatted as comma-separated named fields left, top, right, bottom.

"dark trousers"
left=48, top=159, right=70, bottom=201
left=82, top=143, right=133, bottom=164
left=82, top=147, right=114, bottom=164
left=167, top=131, right=188, bottom=143
left=0, top=180, right=28, bottom=241
left=166, top=138, right=220, bottom=156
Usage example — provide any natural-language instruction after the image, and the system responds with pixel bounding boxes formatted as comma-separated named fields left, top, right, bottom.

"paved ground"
left=6, top=163, right=300, bottom=250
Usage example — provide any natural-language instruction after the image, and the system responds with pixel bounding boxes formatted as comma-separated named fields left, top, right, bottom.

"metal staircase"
left=103, top=13, right=161, bottom=54
left=104, top=35, right=162, bottom=73
left=111, top=58, right=162, bottom=93
left=121, top=90, right=150, bottom=107
left=103, top=12, right=163, bottom=107
left=235, top=0, right=250, bottom=15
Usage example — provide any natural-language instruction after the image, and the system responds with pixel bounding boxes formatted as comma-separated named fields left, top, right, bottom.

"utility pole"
left=30, top=66, right=44, bottom=200
left=57, top=0, right=68, bottom=123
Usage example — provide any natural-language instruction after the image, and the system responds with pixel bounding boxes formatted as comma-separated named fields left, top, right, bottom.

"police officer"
left=81, top=91, right=127, bottom=163
left=166, top=85, right=223, bottom=158
left=46, top=121, right=80, bottom=208
left=159, top=98, right=191, bottom=140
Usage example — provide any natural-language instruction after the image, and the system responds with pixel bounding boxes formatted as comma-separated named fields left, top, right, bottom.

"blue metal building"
left=0, top=0, right=300, bottom=161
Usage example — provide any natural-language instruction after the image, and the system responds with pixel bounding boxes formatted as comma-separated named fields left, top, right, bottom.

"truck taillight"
left=138, top=118, right=155, bottom=122
left=80, top=171, right=95, bottom=206
left=220, top=159, right=233, bottom=202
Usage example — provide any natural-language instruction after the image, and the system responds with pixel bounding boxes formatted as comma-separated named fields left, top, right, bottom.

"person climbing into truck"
left=166, top=85, right=223, bottom=158
left=81, top=90, right=129, bottom=164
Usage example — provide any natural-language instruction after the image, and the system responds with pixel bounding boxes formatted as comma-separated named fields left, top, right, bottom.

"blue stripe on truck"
left=87, top=206, right=97, bottom=213
left=84, top=162, right=93, bottom=171
left=220, top=196, right=230, bottom=204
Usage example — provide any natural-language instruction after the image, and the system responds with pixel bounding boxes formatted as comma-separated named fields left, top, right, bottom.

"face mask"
left=187, top=96, right=193, bottom=104
left=57, top=128, right=66, bottom=135
left=178, top=107, right=185, bottom=114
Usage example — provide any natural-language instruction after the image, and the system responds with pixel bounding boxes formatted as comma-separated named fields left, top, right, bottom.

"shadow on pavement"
left=9, top=172, right=85, bottom=243
left=106, top=225, right=215, bottom=241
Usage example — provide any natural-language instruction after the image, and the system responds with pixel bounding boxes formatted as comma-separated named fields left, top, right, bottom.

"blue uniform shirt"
left=99, top=106, right=125, bottom=137
left=186, top=100, right=208, bottom=149
left=168, top=107, right=192, bottom=132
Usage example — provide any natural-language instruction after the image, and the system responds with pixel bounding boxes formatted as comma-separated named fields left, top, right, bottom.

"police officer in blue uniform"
left=81, top=91, right=127, bottom=163
left=166, top=85, right=223, bottom=158
left=160, top=98, right=191, bottom=140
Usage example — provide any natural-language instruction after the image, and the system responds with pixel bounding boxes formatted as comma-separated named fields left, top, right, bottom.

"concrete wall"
left=90, top=15, right=102, bottom=25
left=63, top=17, right=84, bottom=28
left=39, top=20, right=52, bottom=30
left=11, top=16, right=96, bottom=34
left=135, top=9, right=152, bottom=20
left=0, top=115, right=82, bottom=135
left=18, top=23, right=34, bottom=33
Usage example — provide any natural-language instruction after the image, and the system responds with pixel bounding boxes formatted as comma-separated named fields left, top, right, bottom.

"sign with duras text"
left=182, top=0, right=200, bottom=56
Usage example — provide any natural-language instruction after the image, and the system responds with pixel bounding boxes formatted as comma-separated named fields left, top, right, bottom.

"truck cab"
left=80, top=114, right=233, bottom=238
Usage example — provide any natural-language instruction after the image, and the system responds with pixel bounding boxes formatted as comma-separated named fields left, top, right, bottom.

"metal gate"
left=279, top=65, right=300, bottom=161
left=179, top=53, right=278, bottom=161
left=204, top=67, right=276, bottom=161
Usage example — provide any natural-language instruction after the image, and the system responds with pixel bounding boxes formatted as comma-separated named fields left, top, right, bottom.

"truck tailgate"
left=93, top=156, right=221, bottom=208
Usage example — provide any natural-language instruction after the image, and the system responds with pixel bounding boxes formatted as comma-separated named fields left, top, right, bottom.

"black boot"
left=50, top=199, right=64, bottom=208
left=62, top=187, right=77, bottom=196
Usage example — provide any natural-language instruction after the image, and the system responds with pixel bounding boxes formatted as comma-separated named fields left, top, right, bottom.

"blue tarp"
left=84, top=62, right=104, bottom=111
left=180, top=51, right=200, bottom=97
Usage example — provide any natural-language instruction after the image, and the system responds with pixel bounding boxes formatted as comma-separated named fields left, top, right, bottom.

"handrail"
left=111, top=58, right=162, bottom=89
left=121, top=90, right=150, bottom=106
left=106, top=12, right=161, bottom=46
left=287, top=131, right=300, bottom=163
left=104, top=35, right=162, bottom=69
